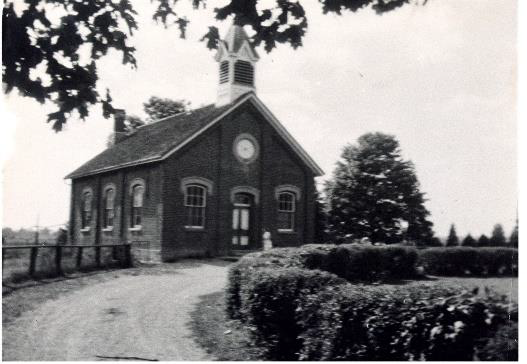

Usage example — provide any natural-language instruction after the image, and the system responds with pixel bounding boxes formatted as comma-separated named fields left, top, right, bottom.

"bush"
left=232, top=267, right=345, bottom=359
left=227, top=244, right=518, bottom=361
left=296, top=284, right=516, bottom=361
left=418, top=247, right=518, bottom=276
left=317, top=244, right=419, bottom=281
left=477, top=322, right=518, bottom=361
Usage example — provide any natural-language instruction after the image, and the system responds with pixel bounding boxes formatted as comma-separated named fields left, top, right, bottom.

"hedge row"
left=244, top=244, right=518, bottom=279
left=418, top=247, right=518, bottom=276
left=227, top=265, right=517, bottom=360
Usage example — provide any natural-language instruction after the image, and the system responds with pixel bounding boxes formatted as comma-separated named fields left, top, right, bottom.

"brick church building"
left=66, top=24, right=323, bottom=261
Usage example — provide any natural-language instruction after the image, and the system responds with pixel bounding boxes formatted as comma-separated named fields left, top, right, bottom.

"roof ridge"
left=136, top=103, right=216, bottom=130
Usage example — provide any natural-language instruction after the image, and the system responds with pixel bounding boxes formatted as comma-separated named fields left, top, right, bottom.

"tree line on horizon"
left=445, top=223, right=518, bottom=248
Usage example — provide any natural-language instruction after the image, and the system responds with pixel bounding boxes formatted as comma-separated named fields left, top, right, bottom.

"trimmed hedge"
left=226, top=245, right=518, bottom=361
left=228, top=265, right=517, bottom=360
left=296, top=284, right=515, bottom=361
left=237, top=268, right=345, bottom=359
left=308, top=244, right=418, bottom=281
left=418, top=247, right=518, bottom=276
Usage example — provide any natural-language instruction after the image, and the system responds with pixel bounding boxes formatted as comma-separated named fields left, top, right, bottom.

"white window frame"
left=277, top=191, right=296, bottom=233
left=129, top=180, right=145, bottom=230
left=102, top=185, right=116, bottom=231
left=80, top=188, right=93, bottom=232
left=184, top=184, right=207, bottom=229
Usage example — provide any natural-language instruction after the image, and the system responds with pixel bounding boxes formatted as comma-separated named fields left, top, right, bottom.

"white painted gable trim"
left=161, top=93, right=324, bottom=176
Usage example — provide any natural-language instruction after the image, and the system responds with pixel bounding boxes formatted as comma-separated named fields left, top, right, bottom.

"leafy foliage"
left=143, top=96, right=189, bottom=121
left=446, top=224, right=459, bottom=246
left=509, top=222, right=518, bottom=248
left=4, top=0, right=426, bottom=131
left=325, top=133, right=434, bottom=245
left=461, top=234, right=477, bottom=247
left=477, top=234, right=490, bottom=247
left=227, top=249, right=517, bottom=361
left=296, top=284, right=516, bottom=361
left=489, top=224, right=506, bottom=246
left=418, top=247, right=518, bottom=277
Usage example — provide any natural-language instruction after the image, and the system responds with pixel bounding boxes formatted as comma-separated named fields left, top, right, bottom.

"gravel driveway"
left=3, top=260, right=229, bottom=361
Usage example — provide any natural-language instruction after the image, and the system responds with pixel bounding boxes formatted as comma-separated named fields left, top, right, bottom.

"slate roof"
left=66, top=101, right=234, bottom=179
left=66, top=93, right=324, bottom=179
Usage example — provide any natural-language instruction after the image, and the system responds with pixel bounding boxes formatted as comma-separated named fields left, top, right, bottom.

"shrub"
left=235, top=267, right=345, bottom=360
left=307, top=244, right=419, bottom=281
left=296, top=284, right=516, bottom=361
left=418, top=247, right=518, bottom=276
left=477, top=322, right=518, bottom=361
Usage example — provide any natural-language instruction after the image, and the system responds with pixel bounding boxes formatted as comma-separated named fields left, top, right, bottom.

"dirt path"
left=3, top=260, right=229, bottom=361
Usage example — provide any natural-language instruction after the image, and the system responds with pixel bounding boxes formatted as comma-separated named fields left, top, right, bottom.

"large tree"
left=121, top=95, right=190, bottom=133
left=325, top=132, right=434, bottom=245
left=143, top=96, right=189, bottom=121
left=489, top=224, right=507, bottom=247
left=3, top=0, right=427, bottom=131
left=445, top=224, right=459, bottom=247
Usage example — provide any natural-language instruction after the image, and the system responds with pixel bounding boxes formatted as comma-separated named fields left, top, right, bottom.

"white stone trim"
left=275, top=185, right=302, bottom=201
left=129, top=178, right=146, bottom=195
left=230, top=186, right=260, bottom=204
left=180, top=177, right=214, bottom=195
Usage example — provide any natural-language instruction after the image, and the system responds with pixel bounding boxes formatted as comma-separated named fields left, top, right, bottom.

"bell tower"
left=215, top=24, right=259, bottom=106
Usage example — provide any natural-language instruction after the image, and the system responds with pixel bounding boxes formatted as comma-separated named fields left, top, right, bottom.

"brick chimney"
left=107, top=109, right=127, bottom=147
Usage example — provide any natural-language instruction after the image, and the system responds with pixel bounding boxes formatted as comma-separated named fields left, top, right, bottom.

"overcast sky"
left=1, top=0, right=519, bottom=238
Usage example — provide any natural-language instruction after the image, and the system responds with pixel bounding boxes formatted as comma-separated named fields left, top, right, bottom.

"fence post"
left=29, top=247, right=38, bottom=276
left=124, top=244, right=132, bottom=267
left=55, top=245, right=63, bottom=276
left=76, top=246, right=83, bottom=269
left=95, top=246, right=101, bottom=267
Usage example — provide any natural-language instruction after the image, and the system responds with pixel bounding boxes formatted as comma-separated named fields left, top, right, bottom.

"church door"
left=232, top=193, right=253, bottom=249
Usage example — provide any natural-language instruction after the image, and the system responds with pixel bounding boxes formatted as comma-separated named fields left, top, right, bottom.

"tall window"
left=103, top=187, right=115, bottom=229
left=234, top=60, right=254, bottom=85
left=277, top=192, right=295, bottom=231
left=131, top=184, right=144, bottom=228
left=81, top=191, right=92, bottom=229
left=185, top=185, right=206, bottom=228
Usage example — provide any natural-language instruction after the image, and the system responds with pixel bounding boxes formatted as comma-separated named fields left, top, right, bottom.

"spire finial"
left=215, top=23, right=259, bottom=106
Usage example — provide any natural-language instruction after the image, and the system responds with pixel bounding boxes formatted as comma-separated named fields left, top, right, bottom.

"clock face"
left=236, top=139, right=256, bottom=160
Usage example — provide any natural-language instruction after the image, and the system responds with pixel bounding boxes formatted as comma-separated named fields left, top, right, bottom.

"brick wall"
left=160, top=101, right=317, bottom=260
left=70, top=100, right=318, bottom=261
left=70, top=164, right=163, bottom=257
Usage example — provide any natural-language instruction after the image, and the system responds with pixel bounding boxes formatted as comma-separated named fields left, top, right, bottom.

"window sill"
left=277, top=229, right=296, bottom=234
left=184, top=226, right=205, bottom=232
left=102, top=227, right=114, bottom=232
left=80, top=228, right=91, bottom=233
left=129, top=226, right=142, bottom=232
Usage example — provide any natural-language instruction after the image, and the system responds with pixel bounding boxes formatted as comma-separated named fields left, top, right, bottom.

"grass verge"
left=189, top=291, right=264, bottom=361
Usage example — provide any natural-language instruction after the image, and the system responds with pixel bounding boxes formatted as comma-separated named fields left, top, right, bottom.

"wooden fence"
left=2, top=243, right=132, bottom=280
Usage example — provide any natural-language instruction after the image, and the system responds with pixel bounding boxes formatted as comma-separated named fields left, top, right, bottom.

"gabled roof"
left=66, top=93, right=323, bottom=179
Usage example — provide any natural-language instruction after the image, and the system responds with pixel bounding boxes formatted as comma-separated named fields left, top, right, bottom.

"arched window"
left=184, top=184, right=207, bottom=228
left=277, top=192, right=296, bottom=231
left=234, top=60, right=254, bottom=86
left=219, top=60, right=229, bottom=84
left=131, top=184, right=144, bottom=228
left=103, top=187, right=115, bottom=229
left=81, top=191, right=92, bottom=229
